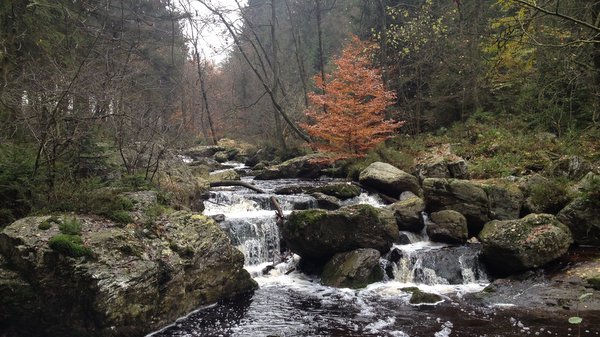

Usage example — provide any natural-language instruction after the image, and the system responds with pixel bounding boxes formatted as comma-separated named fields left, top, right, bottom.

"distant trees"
left=0, top=0, right=188, bottom=188
left=302, top=37, right=402, bottom=162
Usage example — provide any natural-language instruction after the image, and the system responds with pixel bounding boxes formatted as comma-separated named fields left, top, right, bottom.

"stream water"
left=149, top=166, right=600, bottom=337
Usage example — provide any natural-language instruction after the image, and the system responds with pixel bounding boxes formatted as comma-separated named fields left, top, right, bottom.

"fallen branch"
left=209, top=181, right=266, bottom=194
left=350, top=181, right=399, bottom=204
left=270, top=196, right=285, bottom=224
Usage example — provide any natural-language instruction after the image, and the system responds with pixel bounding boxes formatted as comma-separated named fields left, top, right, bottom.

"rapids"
left=149, top=165, right=600, bottom=337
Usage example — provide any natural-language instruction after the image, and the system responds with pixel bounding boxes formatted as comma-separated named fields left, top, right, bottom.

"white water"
left=205, top=171, right=489, bottom=298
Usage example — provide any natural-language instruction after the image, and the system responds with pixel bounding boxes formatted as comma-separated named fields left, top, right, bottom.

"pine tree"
left=302, top=36, right=402, bottom=162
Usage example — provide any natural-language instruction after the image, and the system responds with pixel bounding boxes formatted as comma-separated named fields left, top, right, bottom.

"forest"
left=1, top=0, right=599, bottom=220
left=1, top=0, right=599, bottom=336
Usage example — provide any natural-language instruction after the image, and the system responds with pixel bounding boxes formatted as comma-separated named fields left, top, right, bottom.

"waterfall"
left=391, top=242, right=488, bottom=285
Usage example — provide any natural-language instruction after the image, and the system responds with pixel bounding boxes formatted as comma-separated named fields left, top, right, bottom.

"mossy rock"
left=408, top=289, right=443, bottom=305
left=282, top=204, right=399, bottom=262
left=478, top=214, right=573, bottom=275
left=321, top=248, right=384, bottom=289
left=388, top=196, right=425, bottom=233
left=312, top=183, right=361, bottom=200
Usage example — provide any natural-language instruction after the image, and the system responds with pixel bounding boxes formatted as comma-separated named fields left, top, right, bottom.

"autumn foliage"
left=302, top=36, right=403, bottom=162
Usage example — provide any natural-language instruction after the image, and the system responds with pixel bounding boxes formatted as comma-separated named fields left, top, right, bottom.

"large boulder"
left=255, top=154, right=328, bottom=180
left=359, top=162, right=422, bottom=198
left=388, top=196, right=425, bottom=233
left=415, top=158, right=469, bottom=181
left=0, top=213, right=257, bottom=337
left=558, top=198, right=600, bottom=246
left=478, top=214, right=573, bottom=275
left=282, top=204, right=399, bottom=262
left=423, top=178, right=523, bottom=236
left=321, top=248, right=384, bottom=289
left=427, top=210, right=468, bottom=244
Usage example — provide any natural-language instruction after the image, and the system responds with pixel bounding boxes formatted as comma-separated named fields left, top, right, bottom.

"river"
left=149, top=165, right=600, bottom=337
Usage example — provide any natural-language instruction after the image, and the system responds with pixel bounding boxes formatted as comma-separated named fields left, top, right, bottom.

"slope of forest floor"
left=350, top=112, right=600, bottom=181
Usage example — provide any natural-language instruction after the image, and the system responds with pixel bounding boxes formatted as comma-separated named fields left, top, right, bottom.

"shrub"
left=59, top=216, right=83, bottom=235
left=48, top=234, right=93, bottom=258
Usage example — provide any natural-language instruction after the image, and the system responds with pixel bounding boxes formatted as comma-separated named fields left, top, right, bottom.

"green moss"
left=409, top=289, right=443, bottom=305
left=288, top=209, right=328, bottom=228
left=59, top=216, right=83, bottom=235
left=48, top=234, right=93, bottom=258
left=315, top=184, right=361, bottom=200
left=104, top=210, right=133, bottom=225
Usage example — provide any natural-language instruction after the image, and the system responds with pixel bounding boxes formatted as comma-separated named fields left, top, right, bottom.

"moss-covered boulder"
left=359, top=162, right=422, bottom=198
left=558, top=198, right=600, bottom=246
left=312, top=183, right=361, bottom=200
left=321, top=249, right=384, bottom=289
left=427, top=210, right=468, bottom=244
left=282, top=204, right=399, bottom=262
left=255, top=153, right=329, bottom=180
left=388, top=196, right=425, bottom=233
left=0, top=213, right=256, bottom=337
left=423, top=178, right=523, bottom=236
left=478, top=214, right=573, bottom=275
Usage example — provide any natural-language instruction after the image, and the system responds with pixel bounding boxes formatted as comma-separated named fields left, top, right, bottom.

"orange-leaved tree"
left=302, top=36, right=403, bottom=162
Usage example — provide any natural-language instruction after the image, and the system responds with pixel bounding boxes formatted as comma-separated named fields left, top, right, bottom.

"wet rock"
left=427, top=210, right=468, bottom=244
left=387, top=247, right=403, bottom=263
left=255, top=154, right=329, bottom=180
left=396, top=233, right=412, bottom=245
left=359, top=162, right=422, bottom=198
left=282, top=204, right=399, bottom=262
left=208, top=169, right=240, bottom=183
left=321, top=248, right=384, bottom=289
left=423, top=178, right=523, bottom=236
left=558, top=197, right=600, bottom=246
left=312, top=183, right=361, bottom=200
left=0, top=213, right=257, bottom=337
left=274, top=185, right=312, bottom=195
left=310, top=192, right=341, bottom=210
left=388, top=196, right=425, bottom=233
left=211, top=214, right=226, bottom=222
left=478, top=214, right=573, bottom=275
left=403, top=288, right=443, bottom=305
